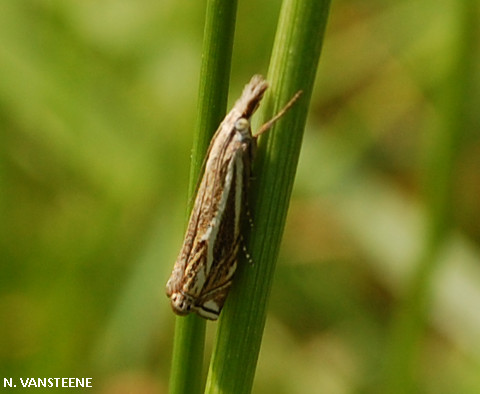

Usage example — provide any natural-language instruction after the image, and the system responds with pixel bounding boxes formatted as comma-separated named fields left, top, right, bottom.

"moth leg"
left=244, top=201, right=254, bottom=228
left=241, top=236, right=254, bottom=265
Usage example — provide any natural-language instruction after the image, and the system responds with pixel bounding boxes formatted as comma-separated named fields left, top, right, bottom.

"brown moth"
left=166, top=75, right=301, bottom=320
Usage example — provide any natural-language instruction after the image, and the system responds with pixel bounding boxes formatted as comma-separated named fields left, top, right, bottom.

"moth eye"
left=234, top=118, right=249, bottom=131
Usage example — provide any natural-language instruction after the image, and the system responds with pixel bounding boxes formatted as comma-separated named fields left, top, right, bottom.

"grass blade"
left=205, top=1, right=332, bottom=393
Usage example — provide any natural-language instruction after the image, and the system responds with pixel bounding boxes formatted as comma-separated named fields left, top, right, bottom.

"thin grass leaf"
left=168, top=1, right=238, bottom=394
left=205, top=1, right=332, bottom=393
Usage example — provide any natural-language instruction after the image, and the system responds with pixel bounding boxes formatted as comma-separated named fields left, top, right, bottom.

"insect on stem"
left=165, top=75, right=302, bottom=320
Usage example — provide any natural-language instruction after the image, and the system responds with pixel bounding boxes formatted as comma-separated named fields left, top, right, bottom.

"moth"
left=166, top=75, right=302, bottom=320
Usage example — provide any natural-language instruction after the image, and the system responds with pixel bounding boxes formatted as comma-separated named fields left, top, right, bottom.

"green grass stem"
left=168, top=1, right=238, bottom=394
left=205, top=1, right=332, bottom=393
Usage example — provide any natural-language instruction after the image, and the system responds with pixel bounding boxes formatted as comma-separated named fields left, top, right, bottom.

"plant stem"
left=205, top=1, right=331, bottom=393
left=168, top=1, right=238, bottom=394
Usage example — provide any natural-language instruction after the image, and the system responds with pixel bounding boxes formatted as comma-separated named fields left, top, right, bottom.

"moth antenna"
left=255, top=90, right=303, bottom=137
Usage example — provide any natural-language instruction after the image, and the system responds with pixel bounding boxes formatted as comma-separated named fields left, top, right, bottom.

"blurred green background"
left=1, top=0, right=479, bottom=393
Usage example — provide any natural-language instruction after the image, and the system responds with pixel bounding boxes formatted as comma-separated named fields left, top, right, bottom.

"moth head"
left=170, top=292, right=193, bottom=316
left=234, top=117, right=250, bottom=132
